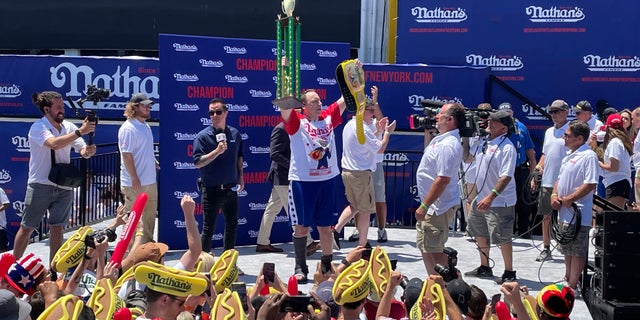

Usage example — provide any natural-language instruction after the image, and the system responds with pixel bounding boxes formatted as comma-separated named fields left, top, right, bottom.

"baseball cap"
left=402, top=277, right=423, bottom=312
left=129, top=93, right=155, bottom=105
left=605, top=113, right=624, bottom=130
left=574, top=100, right=592, bottom=113
left=314, top=281, right=340, bottom=318
left=446, top=279, right=472, bottom=315
left=548, top=99, right=569, bottom=111
left=0, top=289, right=31, bottom=320
left=602, top=107, right=619, bottom=123
left=490, top=110, right=514, bottom=128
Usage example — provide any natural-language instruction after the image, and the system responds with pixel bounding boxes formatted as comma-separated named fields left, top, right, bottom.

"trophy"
left=272, top=0, right=303, bottom=110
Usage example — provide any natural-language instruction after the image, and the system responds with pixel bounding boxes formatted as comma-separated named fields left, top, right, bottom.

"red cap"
left=606, top=113, right=623, bottom=129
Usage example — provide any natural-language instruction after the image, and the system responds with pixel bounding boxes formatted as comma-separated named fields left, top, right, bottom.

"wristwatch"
left=75, top=129, right=82, bottom=137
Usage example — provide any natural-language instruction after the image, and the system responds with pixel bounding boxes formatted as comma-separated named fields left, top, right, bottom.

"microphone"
left=215, top=128, right=226, bottom=142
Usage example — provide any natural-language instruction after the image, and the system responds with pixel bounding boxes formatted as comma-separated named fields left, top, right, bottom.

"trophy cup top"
left=282, top=0, right=295, bottom=17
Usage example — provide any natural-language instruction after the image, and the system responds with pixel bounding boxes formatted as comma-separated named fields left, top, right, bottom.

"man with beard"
left=13, top=91, right=96, bottom=263
left=119, top=93, right=159, bottom=244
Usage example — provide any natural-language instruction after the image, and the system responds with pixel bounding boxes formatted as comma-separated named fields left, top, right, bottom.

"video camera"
left=434, top=247, right=459, bottom=282
left=67, top=85, right=110, bottom=144
left=84, top=227, right=117, bottom=248
left=409, top=99, right=490, bottom=138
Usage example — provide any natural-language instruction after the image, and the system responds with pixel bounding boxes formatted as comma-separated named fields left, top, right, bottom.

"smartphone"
left=263, top=262, right=275, bottom=283
left=362, top=248, right=372, bottom=260
left=490, top=293, right=501, bottom=313
left=320, top=255, right=333, bottom=275
left=231, top=282, right=248, bottom=311
left=390, top=259, right=398, bottom=271
left=280, top=295, right=315, bottom=313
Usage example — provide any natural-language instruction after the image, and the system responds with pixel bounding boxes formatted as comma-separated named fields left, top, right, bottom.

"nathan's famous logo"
left=12, top=136, right=29, bottom=152
left=411, top=6, right=468, bottom=23
left=174, top=103, right=200, bottom=111
left=249, top=146, right=270, bottom=154
left=173, top=162, right=196, bottom=170
left=224, top=46, right=248, bottom=54
left=301, top=63, right=317, bottom=71
left=249, top=203, right=267, bottom=211
left=317, top=77, right=337, bottom=85
left=200, top=59, right=224, bottom=68
left=248, top=230, right=259, bottom=238
left=65, top=246, right=85, bottom=265
left=0, top=169, right=11, bottom=184
left=408, top=95, right=463, bottom=111
left=225, top=75, right=249, bottom=84
left=227, top=103, right=249, bottom=112
left=174, top=132, right=197, bottom=141
left=241, top=133, right=249, bottom=140
left=384, top=153, right=410, bottom=167
left=49, top=63, right=159, bottom=105
left=249, top=90, right=272, bottom=98
left=0, top=84, right=21, bottom=98
left=466, top=54, right=523, bottom=71
left=237, top=189, right=248, bottom=197
left=174, top=191, right=199, bottom=199
left=583, top=55, right=640, bottom=72
left=317, top=50, right=338, bottom=58
left=200, top=118, right=212, bottom=126
left=213, top=233, right=223, bottom=241
left=147, top=272, right=192, bottom=292
left=12, top=201, right=25, bottom=214
left=242, top=161, right=248, bottom=169
left=174, top=73, right=199, bottom=82
left=173, top=43, right=198, bottom=52
left=525, top=6, right=585, bottom=23
left=271, top=48, right=286, bottom=56
left=238, top=217, right=248, bottom=225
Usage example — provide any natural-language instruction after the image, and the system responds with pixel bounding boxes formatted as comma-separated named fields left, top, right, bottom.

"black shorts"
left=606, top=179, right=630, bottom=199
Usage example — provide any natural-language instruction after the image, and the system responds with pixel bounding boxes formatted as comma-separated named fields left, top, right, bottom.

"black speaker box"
left=585, top=287, right=640, bottom=320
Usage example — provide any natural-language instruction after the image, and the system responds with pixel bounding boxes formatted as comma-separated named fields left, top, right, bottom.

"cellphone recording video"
left=362, top=248, right=372, bottom=260
left=280, top=295, right=315, bottom=313
left=490, top=293, right=501, bottom=313
left=231, top=282, right=248, bottom=311
left=263, top=262, right=275, bottom=283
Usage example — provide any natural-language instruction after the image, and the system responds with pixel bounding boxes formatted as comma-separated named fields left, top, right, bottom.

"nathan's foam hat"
left=368, top=246, right=392, bottom=298
left=36, top=294, right=86, bottom=320
left=210, top=249, right=240, bottom=293
left=211, top=288, right=247, bottom=320
left=114, top=260, right=153, bottom=292
left=409, top=278, right=446, bottom=320
left=332, top=259, right=372, bottom=305
left=134, top=260, right=209, bottom=297
left=537, top=283, right=575, bottom=318
left=87, top=278, right=127, bottom=320
left=51, top=226, right=93, bottom=273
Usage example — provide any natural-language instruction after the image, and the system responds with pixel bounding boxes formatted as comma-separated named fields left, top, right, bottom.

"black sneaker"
left=332, top=228, right=341, bottom=250
left=496, top=270, right=517, bottom=284
left=464, top=265, right=493, bottom=278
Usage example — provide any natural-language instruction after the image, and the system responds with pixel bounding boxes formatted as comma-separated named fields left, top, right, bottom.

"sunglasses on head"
left=208, top=110, right=224, bottom=116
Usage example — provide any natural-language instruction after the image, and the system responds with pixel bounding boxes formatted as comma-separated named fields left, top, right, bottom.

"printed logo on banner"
left=225, top=75, right=249, bottom=83
left=200, top=118, right=212, bottom=126
left=408, top=95, right=463, bottom=111
left=410, top=185, right=420, bottom=202
left=238, top=189, right=248, bottom=197
left=174, top=103, right=200, bottom=112
left=242, top=161, right=248, bottom=169
left=11, top=136, right=29, bottom=152
left=173, top=43, right=198, bottom=52
left=248, top=230, right=259, bottom=238
left=13, top=201, right=25, bottom=214
left=249, top=146, right=270, bottom=154
left=244, top=172, right=268, bottom=184
left=583, top=55, right=640, bottom=72
left=272, top=75, right=278, bottom=84
left=301, top=63, right=317, bottom=71
left=0, top=84, right=22, bottom=98
left=173, top=162, right=196, bottom=170
left=317, top=50, right=338, bottom=58
left=227, top=103, right=249, bottom=112
left=522, top=104, right=547, bottom=121
left=174, top=191, right=199, bottom=199
left=384, top=153, right=410, bottom=167
left=0, top=170, right=12, bottom=184
left=525, top=6, right=585, bottom=23
left=238, top=115, right=282, bottom=127
left=224, top=46, right=248, bottom=55
left=249, top=90, right=273, bottom=98
left=174, top=73, right=199, bottom=82
left=212, top=233, right=223, bottom=241
left=317, top=77, right=337, bottom=85
left=200, top=59, right=224, bottom=68
left=411, top=6, right=468, bottom=23
left=241, top=133, right=249, bottom=140
left=174, top=133, right=197, bottom=141
left=238, top=217, right=247, bottom=225
left=271, top=48, right=286, bottom=56
left=466, top=54, right=523, bottom=71
left=249, top=202, right=267, bottom=211
left=275, top=215, right=289, bottom=223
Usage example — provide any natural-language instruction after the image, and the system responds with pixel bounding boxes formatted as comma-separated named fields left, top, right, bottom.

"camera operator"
left=462, top=103, right=492, bottom=221
left=415, top=103, right=465, bottom=276
left=13, top=91, right=96, bottom=264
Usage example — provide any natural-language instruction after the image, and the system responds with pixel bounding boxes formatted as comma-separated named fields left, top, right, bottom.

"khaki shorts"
left=558, top=225, right=590, bottom=257
left=342, top=169, right=375, bottom=214
left=416, top=206, right=457, bottom=253
left=467, top=200, right=514, bottom=245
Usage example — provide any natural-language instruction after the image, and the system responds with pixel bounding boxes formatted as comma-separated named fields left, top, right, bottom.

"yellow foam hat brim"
left=369, top=246, right=392, bottom=297
left=210, top=249, right=239, bottom=293
left=332, top=259, right=372, bottom=305
left=51, top=226, right=93, bottom=273
left=211, top=288, right=247, bottom=320
left=87, top=278, right=126, bottom=320
left=409, top=279, right=446, bottom=320
left=134, top=260, right=208, bottom=297
left=37, top=294, right=85, bottom=320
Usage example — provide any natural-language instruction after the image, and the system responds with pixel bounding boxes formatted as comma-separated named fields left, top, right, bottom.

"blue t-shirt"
left=508, top=119, right=534, bottom=166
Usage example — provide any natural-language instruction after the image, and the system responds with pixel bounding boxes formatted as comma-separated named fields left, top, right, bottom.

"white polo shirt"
left=587, top=115, right=604, bottom=137
left=0, top=188, right=9, bottom=229
left=541, top=122, right=570, bottom=187
left=556, top=144, right=599, bottom=226
left=601, top=137, right=631, bottom=187
left=118, top=118, right=157, bottom=187
left=416, top=129, right=462, bottom=215
left=463, top=136, right=485, bottom=184
left=27, top=117, right=86, bottom=188
left=341, top=117, right=383, bottom=171
left=475, top=134, right=517, bottom=207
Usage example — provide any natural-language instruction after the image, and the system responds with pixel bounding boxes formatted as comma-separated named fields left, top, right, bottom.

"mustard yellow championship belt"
left=336, top=59, right=366, bottom=144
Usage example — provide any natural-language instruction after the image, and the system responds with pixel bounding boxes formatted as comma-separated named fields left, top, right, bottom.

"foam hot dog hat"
left=87, top=278, right=127, bottom=320
left=332, top=259, right=372, bottom=305
left=209, top=249, right=240, bottom=293
left=409, top=278, right=446, bottom=320
left=51, top=226, right=93, bottom=273
left=134, top=260, right=209, bottom=297
left=211, top=288, right=247, bottom=320
left=36, top=294, right=87, bottom=320
left=368, top=246, right=392, bottom=298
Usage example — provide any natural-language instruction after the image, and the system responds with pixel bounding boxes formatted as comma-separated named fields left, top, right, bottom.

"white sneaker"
left=347, top=230, right=360, bottom=242
left=377, top=229, right=388, bottom=243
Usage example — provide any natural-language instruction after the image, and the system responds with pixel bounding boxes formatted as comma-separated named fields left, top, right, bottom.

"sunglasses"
left=208, top=110, right=224, bottom=116
left=549, top=109, right=565, bottom=114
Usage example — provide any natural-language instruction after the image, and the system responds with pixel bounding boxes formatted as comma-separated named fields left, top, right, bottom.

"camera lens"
left=399, top=275, right=409, bottom=289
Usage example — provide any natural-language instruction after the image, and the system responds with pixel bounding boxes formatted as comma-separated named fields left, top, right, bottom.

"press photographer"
left=414, top=102, right=464, bottom=275
left=12, top=91, right=96, bottom=264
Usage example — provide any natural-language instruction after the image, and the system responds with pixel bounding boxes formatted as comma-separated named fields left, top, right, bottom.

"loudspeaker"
left=585, top=287, right=640, bottom=320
